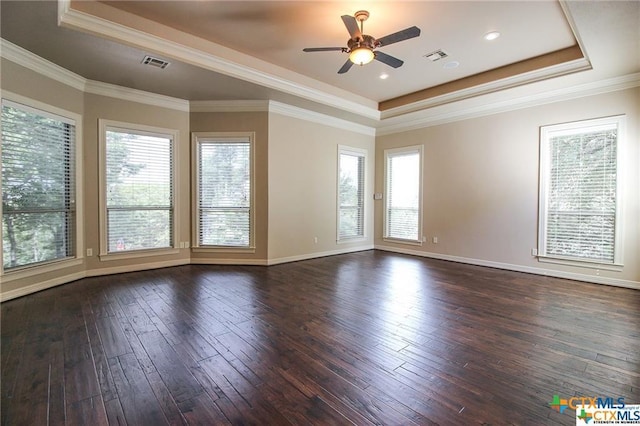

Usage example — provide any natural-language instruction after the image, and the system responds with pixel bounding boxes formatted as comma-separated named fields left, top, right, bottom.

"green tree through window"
left=539, top=115, right=624, bottom=264
left=1, top=101, right=76, bottom=270
left=196, top=135, right=252, bottom=247
left=104, top=127, right=173, bottom=253
left=338, top=148, right=365, bottom=240
left=384, top=146, right=422, bottom=242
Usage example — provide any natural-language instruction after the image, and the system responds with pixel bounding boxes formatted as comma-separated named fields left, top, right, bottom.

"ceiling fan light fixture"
left=349, top=47, right=375, bottom=65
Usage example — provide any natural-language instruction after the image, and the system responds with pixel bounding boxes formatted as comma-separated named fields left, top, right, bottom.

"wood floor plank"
left=103, top=398, right=127, bottom=426
left=109, top=353, right=170, bottom=425
left=66, top=396, right=108, bottom=426
left=47, top=340, right=67, bottom=426
left=146, top=370, right=188, bottom=426
left=136, top=330, right=204, bottom=404
left=177, top=393, right=230, bottom=425
left=95, top=316, right=132, bottom=359
left=2, top=251, right=639, bottom=425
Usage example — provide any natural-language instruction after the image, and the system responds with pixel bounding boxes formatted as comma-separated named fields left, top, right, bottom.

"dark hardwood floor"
left=2, top=250, right=639, bottom=425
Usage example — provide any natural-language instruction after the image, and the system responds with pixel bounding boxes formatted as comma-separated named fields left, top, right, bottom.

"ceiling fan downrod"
left=354, top=10, right=370, bottom=39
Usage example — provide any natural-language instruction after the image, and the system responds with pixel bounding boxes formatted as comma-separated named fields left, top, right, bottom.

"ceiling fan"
left=303, top=10, right=421, bottom=74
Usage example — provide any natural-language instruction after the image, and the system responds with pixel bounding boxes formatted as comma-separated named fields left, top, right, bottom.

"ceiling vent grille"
left=142, top=55, right=170, bottom=69
left=424, top=49, right=448, bottom=62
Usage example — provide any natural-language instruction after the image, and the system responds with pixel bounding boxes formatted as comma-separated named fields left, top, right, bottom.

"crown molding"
left=269, top=101, right=376, bottom=136
left=4, top=37, right=637, bottom=138
left=376, top=72, right=640, bottom=136
left=1, top=38, right=86, bottom=91
left=2, top=38, right=191, bottom=112
left=190, top=100, right=270, bottom=113
left=380, top=57, right=592, bottom=119
left=85, top=80, right=190, bottom=112
left=57, top=0, right=380, bottom=121
left=190, top=100, right=376, bottom=136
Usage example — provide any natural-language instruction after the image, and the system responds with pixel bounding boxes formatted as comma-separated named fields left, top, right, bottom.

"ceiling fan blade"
left=376, top=26, right=421, bottom=47
left=374, top=51, right=404, bottom=68
left=337, top=59, right=354, bottom=74
left=303, top=47, right=346, bottom=52
left=341, top=15, right=362, bottom=40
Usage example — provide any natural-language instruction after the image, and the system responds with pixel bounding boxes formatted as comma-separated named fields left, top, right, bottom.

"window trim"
left=1, top=92, right=84, bottom=278
left=98, top=119, right=179, bottom=260
left=336, top=145, right=367, bottom=243
left=537, top=115, right=625, bottom=268
left=383, top=145, right=424, bottom=245
left=191, top=132, right=255, bottom=252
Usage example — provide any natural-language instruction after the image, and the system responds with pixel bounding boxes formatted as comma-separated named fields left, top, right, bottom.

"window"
left=338, top=146, right=366, bottom=241
left=1, top=99, right=78, bottom=271
left=384, top=146, right=423, bottom=243
left=538, top=115, right=624, bottom=266
left=193, top=133, right=253, bottom=248
left=100, top=121, right=176, bottom=255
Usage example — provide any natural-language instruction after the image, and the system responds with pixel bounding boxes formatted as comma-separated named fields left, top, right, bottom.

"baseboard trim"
left=85, top=259, right=191, bottom=278
left=1, top=259, right=191, bottom=302
left=266, top=245, right=375, bottom=266
left=0, top=247, right=373, bottom=300
left=1, top=271, right=86, bottom=302
left=374, top=244, right=640, bottom=290
left=4, top=244, right=636, bottom=301
left=190, top=258, right=269, bottom=266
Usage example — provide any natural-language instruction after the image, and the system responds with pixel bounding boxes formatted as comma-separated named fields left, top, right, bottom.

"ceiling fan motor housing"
left=347, top=34, right=377, bottom=52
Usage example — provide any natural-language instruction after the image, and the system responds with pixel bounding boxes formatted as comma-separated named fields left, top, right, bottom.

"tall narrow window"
left=338, top=146, right=366, bottom=241
left=102, top=123, right=174, bottom=254
left=384, top=146, right=422, bottom=243
left=1, top=100, right=77, bottom=270
left=539, top=115, right=624, bottom=265
left=194, top=133, right=253, bottom=248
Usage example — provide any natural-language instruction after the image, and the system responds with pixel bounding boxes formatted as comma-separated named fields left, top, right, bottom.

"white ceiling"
left=99, top=0, right=577, bottom=102
left=1, top=1, right=639, bottom=123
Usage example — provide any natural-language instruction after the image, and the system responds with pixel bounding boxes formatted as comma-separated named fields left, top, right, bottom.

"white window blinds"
left=1, top=100, right=76, bottom=270
left=197, top=138, right=252, bottom=247
left=105, top=128, right=173, bottom=252
left=385, top=147, right=422, bottom=242
left=539, top=116, right=623, bottom=264
left=338, top=149, right=365, bottom=240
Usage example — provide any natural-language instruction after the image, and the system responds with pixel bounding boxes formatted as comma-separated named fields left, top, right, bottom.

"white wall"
left=268, top=112, right=375, bottom=263
left=2, top=49, right=637, bottom=300
left=375, top=87, right=640, bottom=288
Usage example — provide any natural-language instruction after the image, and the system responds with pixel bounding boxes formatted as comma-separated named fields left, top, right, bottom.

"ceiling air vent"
left=424, top=49, right=448, bottom=62
left=141, top=55, right=170, bottom=69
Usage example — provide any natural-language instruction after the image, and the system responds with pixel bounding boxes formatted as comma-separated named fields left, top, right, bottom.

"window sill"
left=192, top=246, right=256, bottom=254
left=1, top=257, right=84, bottom=282
left=337, top=236, right=367, bottom=244
left=383, top=237, right=423, bottom=247
left=99, top=248, right=180, bottom=262
left=537, top=255, right=623, bottom=271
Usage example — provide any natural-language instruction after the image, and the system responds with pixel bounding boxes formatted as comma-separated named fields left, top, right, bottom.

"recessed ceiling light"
left=484, top=31, right=501, bottom=41
left=443, top=61, right=459, bottom=69
left=379, top=73, right=389, bottom=80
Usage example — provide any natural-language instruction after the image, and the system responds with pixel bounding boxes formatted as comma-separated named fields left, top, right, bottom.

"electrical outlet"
left=86, top=248, right=93, bottom=257
left=531, top=248, right=538, bottom=256
left=314, top=237, right=318, bottom=244
left=432, top=237, right=438, bottom=244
